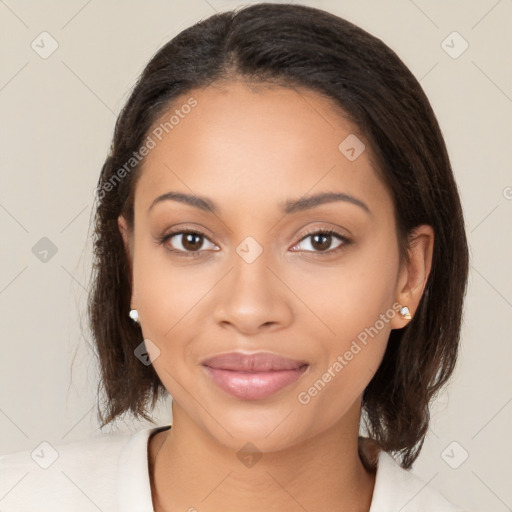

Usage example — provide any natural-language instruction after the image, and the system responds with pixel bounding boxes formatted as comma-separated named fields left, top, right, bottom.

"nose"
left=213, top=248, right=293, bottom=335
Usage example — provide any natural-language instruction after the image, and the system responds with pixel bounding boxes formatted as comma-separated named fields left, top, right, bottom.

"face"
left=119, top=81, right=430, bottom=453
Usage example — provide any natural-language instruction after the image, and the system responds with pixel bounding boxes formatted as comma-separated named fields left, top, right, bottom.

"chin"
left=195, top=403, right=315, bottom=454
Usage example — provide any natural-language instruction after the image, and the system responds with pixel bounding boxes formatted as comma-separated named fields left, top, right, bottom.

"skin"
left=118, top=80, right=434, bottom=512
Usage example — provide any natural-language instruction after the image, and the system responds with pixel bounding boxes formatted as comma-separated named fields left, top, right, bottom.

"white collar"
left=117, top=426, right=461, bottom=511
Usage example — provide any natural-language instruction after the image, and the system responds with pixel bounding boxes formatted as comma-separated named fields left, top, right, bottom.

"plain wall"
left=1, top=1, right=511, bottom=511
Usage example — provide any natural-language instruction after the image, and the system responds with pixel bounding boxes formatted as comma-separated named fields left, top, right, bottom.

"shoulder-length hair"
left=88, top=2, right=469, bottom=469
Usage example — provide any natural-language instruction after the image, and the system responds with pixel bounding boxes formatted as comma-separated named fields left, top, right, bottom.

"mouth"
left=201, top=352, right=309, bottom=400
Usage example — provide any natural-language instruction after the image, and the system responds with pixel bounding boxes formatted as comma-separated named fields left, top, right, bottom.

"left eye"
left=291, top=230, right=349, bottom=253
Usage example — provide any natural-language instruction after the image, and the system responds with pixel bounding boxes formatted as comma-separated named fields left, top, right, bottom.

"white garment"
left=0, top=425, right=465, bottom=511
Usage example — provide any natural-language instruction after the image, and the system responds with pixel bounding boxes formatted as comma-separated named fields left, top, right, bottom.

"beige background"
left=1, top=1, right=511, bottom=510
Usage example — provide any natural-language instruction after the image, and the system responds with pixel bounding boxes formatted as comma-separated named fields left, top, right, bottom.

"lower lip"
left=203, top=366, right=308, bottom=400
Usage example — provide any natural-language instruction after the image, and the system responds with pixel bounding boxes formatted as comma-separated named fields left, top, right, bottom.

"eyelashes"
left=156, top=228, right=217, bottom=257
left=291, top=228, right=351, bottom=254
left=156, top=227, right=352, bottom=258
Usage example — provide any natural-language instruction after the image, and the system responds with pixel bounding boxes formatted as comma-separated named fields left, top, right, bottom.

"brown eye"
left=310, top=233, right=332, bottom=251
left=291, top=229, right=350, bottom=254
left=159, top=229, right=217, bottom=257
left=179, top=232, right=204, bottom=251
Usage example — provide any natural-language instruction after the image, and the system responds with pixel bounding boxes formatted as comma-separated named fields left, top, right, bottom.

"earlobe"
left=391, top=225, right=434, bottom=329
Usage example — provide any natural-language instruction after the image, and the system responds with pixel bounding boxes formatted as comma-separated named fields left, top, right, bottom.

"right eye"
left=157, top=229, right=218, bottom=257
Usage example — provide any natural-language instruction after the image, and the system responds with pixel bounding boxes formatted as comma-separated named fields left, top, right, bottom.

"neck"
left=149, top=403, right=376, bottom=512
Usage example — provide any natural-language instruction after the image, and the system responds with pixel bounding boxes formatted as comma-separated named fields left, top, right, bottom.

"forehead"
left=134, top=81, right=392, bottom=218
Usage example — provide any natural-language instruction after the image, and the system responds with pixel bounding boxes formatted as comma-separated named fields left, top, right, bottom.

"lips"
left=202, top=352, right=307, bottom=372
left=201, top=352, right=309, bottom=400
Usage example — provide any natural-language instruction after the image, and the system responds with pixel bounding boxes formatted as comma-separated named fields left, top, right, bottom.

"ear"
left=390, top=225, right=434, bottom=329
left=118, top=214, right=136, bottom=307
left=118, top=214, right=132, bottom=259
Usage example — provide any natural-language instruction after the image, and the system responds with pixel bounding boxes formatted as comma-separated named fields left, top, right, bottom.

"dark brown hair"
left=88, top=3, right=469, bottom=469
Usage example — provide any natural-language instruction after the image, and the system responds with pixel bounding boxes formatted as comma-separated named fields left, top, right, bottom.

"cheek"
left=296, top=298, right=394, bottom=427
left=296, top=339, right=386, bottom=432
left=132, top=238, right=212, bottom=338
left=293, top=238, right=399, bottom=412
left=289, top=233, right=399, bottom=342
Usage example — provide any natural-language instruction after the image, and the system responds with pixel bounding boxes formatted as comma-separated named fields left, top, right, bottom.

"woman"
left=0, top=3, right=469, bottom=511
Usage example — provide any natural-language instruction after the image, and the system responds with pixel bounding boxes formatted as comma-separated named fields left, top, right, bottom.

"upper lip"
left=201, top=352, right=308, bottom=372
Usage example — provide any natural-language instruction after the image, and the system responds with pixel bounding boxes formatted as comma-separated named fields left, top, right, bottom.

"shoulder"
left=0, top=427, right=152, bottom=512
left=370, top=448, right=466, bottom=512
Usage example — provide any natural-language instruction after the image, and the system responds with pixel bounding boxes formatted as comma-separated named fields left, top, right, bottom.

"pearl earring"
left=129, top=309, right=140, bottom=323
left=399, top=306, right=412, bottom=320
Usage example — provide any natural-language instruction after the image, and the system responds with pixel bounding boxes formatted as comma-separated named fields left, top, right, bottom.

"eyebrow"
left=148, top=191, right=372, bottom=216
